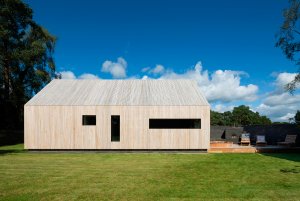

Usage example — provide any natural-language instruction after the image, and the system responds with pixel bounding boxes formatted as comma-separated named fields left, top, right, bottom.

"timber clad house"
left=24, top=79, right=210, bottom=150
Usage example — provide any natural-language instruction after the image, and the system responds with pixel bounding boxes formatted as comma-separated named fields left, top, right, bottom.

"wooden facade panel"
left=95, top=106, right=110, bottom=149
left=74, top=106, right=96, bottom=149
left=25, top=105, right=210, bottom=150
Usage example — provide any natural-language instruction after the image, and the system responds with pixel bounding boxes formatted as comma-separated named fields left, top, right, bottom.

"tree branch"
left=293, top=28, right=300, bottom=35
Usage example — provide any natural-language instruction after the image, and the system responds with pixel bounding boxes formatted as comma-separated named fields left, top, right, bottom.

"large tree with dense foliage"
left=211, top=111, right=225, bottom=126
left=0, top=0, right=56, bottom=128
left=276, top=0, right=300, bottom=92
left=210, top=105, right=272, bottom=126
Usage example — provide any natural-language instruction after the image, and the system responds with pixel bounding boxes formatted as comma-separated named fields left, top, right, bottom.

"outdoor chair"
left=277, top=135, right=297, bottom=146
left=256, top=135, right=267, bottom=146
left=240, top=133, right=250, bottom=146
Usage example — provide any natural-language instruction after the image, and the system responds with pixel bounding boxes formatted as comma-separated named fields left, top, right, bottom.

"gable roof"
left=25, top=79, right=209, bottom=106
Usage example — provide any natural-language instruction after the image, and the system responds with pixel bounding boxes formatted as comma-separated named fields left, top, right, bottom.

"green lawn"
left=0, top=144, right=299, bottom=201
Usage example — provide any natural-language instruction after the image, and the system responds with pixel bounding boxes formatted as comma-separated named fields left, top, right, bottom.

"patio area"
left=210, top=125, right=300, bottom=153
left=209, top=141, right=300, bottom=153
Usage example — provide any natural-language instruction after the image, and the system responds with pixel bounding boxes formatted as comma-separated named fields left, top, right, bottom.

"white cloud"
left=263, top=92, right=300, bottom=106
left=57, top=62, right=300, bottom=123
left=213, top=104, right=235, bottom=113
left=59, top=71, right=99, bottom=80
left=142, top=75, right=149, bottom=80
left=158, top=61, right=258, bottom=102
left=78, top=73, right=99, bottom=79
left=141, top=67, right=151, bottom=72
left=151, top=65, right=165, bottom=74
left=256, top=92, right=300, bottom=122
left=275, top=72, right=297, bottom=89
left=60, top=71, right=76, bottom=79
left=255, top=72, right=300, bottom=122
left=142, top=64, right=165, bottom=75
left=256, top=103, right=299, bottom=122
left=277, top=113, right=295, bottom=122
left=101, top=57, right=127, bottom=78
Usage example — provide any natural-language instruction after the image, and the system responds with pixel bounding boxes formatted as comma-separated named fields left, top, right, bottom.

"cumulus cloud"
left=255, top=72, right=300, bottom=122
left=60, top=71, right=76, bottom=79
left=213, top=104, right=235, bottom=113
left=142, top=64, right=165, bottom=75
left=273, top=72, right=298, bottom=92
left=263, top=92, right=300, bottom=106
left=277, top=113, right=295, bottom=122
left=256, top=102, right=299, bottom=122
left=256, top=92, right=300, bottom=121
left=58, top=71, right=99, bottom=80
left=275, top=72, right=297, bottom=88
left=158, top=61, right=258, bottom=102
left=151, top=65, right=165, bottom=74
left=78, top=73, right=99, bottom=79
left=101, top=57, right=127, bottom=78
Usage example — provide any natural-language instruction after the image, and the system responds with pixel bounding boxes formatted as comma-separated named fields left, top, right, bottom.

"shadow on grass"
left=262, top=153, right=300, bottom=163
left=0, top=149, right=25, bottom=155
left=0, top=130, right=24, bottom=155
left=0, top=143, right=25, bottom=155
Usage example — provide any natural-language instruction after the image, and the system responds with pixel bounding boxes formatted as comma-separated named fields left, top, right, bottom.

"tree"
left=232, top=105, right=252, bottom=126
left=210, top=105, right=272, bottom=126
left=223, top=111, right=234, bottom=126
left=231, top=105, right=272, bottom=126
left=259, top=115, right=272, bottom=125
left=295, top=110, right=300, bottom=124
left=211, top=111, right=225, bottom=126
left=0, top=0, right=56, bottom=128
left=276, top=0, right=300, bottom=92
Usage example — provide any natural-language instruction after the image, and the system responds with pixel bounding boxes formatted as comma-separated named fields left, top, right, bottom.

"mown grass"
left=0, top=144, right=299, bottom=201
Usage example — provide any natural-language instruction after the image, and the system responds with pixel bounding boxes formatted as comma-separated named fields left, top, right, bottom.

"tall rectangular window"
left=149, top=119, right=201, bottom=129
left=82, top=115, right=96, bottom=125
left=111, top=115, right=120, bottom=141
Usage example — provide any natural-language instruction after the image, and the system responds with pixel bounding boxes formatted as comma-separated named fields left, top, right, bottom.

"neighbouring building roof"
left=25, top=79, right=209, bottom=106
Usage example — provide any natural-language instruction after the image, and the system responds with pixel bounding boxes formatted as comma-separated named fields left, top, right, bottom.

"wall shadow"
left=261, top=153, right=300, bottom=163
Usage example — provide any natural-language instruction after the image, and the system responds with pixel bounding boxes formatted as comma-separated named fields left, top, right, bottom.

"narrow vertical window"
left=111, top=115, right=120, bottom=141
left=82, top=115, right=96, bottom=126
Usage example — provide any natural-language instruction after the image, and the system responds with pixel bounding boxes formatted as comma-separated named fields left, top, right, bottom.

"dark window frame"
left=149, top=118, right=201, bottom=129
left=82, top=115, right=96, bottom=126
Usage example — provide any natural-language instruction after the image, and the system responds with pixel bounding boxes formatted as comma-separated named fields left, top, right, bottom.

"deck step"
left=209, top=148, right=256, bottom=153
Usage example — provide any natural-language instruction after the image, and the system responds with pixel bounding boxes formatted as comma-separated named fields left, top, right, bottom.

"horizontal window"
left=82, top=115, right=96, bottom=126
left=149, top=119, right=201, bottom=129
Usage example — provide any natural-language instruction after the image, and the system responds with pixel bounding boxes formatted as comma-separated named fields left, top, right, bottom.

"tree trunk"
left=3, top=62, right=10, bottom=101
left=2, top=39, right=11, bottom=102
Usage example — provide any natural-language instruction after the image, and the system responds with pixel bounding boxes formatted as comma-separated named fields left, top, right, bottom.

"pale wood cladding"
left=25, top=105, right=210, bottom=149
left=26, top=80, right=209, bottom=106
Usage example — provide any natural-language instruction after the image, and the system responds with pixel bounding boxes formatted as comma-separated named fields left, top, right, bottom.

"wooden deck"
left=209, top=144, right=300, bottom=153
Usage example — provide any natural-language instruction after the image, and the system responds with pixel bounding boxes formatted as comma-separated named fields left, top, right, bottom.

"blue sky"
left=25, top=0, right=300, bottom=121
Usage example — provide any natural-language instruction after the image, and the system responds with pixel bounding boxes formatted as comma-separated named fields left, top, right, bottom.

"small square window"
left=82, top=115, right=96, bottom=125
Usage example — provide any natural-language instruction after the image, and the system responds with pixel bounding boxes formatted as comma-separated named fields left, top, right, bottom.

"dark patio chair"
left=256, top=135, right=267, bottom=146
left=277, top=135, right=297, bottom=146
